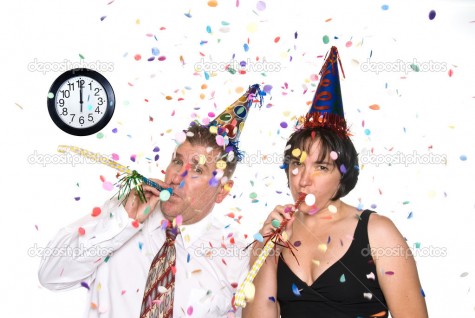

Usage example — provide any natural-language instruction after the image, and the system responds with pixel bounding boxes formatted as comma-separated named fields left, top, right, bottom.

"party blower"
left=57, top=145, right=172, bottom=203
left=234, top=192, right=306, bottom=307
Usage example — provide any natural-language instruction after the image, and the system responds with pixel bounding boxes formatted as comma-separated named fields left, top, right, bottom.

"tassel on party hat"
left=297, top=46, right=350, bottom=138
left=206, top=84, right=263, bottom=162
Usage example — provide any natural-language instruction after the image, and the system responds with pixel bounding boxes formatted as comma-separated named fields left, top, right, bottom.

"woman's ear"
left=215, top=179, right=234, bottom=203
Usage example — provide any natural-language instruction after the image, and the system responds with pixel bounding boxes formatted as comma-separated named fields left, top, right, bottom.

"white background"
left=1, top=0, right=475, bottom=316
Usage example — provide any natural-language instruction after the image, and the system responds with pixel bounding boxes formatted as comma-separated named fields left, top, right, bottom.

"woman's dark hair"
left=283, top=127, right=359, bottom=200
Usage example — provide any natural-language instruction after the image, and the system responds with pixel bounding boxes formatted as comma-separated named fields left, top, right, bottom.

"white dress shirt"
left=38, top=199, right=250, bottom=318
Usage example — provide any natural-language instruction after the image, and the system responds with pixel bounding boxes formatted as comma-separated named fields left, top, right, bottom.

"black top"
left=277, top=210, right=388, bottom=318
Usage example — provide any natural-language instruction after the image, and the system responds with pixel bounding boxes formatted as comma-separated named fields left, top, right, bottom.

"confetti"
left=363, top=292, right=373, bottom=300
left=460, top=272, right=469, bottom=277
left=78, top=227, right=86, bottom=236
left=160, top=190, right=170, bottom=201
left=291, top=283, right=301, bottom=296
left=322, top=35, right=330, bottom=44
left=328, top=205, right=337, bottom=213
left=243, top=282, right=255, bottom=300
left=91, top=207, right=102, bottom=217
left=305, top=194, right=316, bottom=206
left=187, top=306, right=193, bottom=315
left=429, top=10, right=436, bottom=20
left=369, top=104, right=380, bottom=110
left=330, top=151, right=338, bottom=160
left=339, top=164, right=347, bottom=174
left=81, top=281, right=90, bottom=290
left=253, top=233, right=264, bottom=243
left=460, top=155, right=467, bottom=161
left=340, top=274, right=346, bottom=283
left=256, top=1, right=266, bottom=11
left=268, top=296, right=276, bottom=302
left=208, top=0, right=218, bottom=7
left=367, top=272, right=376, bottom=280
left=381, top=4, right=389, bottom=10
left=318, top=243, right=327, bottom=252
left=291, top=148, right=301, bottom=157
left=280, top=122, right=288, bottom=128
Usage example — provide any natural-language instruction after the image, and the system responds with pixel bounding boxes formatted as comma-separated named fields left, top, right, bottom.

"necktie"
left=140, top=227, right=178, bottom=318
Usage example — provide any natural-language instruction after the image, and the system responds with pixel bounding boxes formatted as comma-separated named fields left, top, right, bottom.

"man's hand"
left=123, top=179, right=168, bottom=223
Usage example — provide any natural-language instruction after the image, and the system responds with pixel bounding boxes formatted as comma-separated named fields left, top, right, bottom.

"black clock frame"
left=47, top=68, right=115, bottom=136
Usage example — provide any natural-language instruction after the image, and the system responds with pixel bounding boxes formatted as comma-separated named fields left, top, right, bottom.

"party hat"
left=298, top=46, right=350, bottom=137
left=206, top=84, right=263, bottom=161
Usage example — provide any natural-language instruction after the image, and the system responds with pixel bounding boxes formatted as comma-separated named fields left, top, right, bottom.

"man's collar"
left=146, top=206, right=218, bottom=249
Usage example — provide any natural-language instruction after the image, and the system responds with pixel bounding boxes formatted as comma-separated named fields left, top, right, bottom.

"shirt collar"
left=146, top=206, right=220, bottom=250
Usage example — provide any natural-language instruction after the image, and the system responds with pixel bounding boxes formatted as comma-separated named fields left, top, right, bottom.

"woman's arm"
left=368, top=214, right=428, bottom=318
left=243, top=204, right=294, bottom=318
left=242, top=241, right=280, bottom=318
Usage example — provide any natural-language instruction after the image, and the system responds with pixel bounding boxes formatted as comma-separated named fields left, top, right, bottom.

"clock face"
left=55, top=76, right=108, bottom=129
left=47, top=68, right=115, bottom=136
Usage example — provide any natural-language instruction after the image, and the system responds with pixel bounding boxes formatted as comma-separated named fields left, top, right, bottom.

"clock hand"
left=79, top=81, right=84, bottom=113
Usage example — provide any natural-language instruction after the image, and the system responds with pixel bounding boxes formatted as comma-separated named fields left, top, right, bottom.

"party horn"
left=234, top=192, right=306, bottom=307
left=57, top=145, right=172, bottom=202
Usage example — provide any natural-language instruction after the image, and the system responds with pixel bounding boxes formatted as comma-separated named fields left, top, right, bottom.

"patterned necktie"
left=140, top=227, right=178, bottom=318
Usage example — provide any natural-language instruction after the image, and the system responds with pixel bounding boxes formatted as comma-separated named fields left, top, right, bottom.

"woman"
left=243, top=47, right=428, bottom=317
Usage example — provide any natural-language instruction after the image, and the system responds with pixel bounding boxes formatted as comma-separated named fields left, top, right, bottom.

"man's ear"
left=215, top=179, right=234, bottom=204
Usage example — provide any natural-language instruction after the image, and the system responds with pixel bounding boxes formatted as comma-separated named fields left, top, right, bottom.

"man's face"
left=159, top=141, right=231, bottom=224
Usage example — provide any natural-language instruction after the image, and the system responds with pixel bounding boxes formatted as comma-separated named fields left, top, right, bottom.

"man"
left=38, top=84, right=263, bottom=318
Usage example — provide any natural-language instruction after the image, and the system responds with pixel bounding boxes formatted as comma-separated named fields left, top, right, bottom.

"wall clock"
left=47, top=68, right=115, bottom=136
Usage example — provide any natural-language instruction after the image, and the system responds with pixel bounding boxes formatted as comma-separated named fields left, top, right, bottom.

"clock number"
left=88, top=114, right=94, bottom=122
left=97, top=97, right=104, bottom=106
left=62, top=107, right=68, bottom=116
left=68, top=82, right=75, bottom=91
left=95, top=106, right=101, bottom=114
left=60, top=90, right=70, bottom=98
left=69, top=114, right=76, bottom=123
left=79, top=116, right=85, bottom=125
left=94, top=87, right=101, bottom=96
left=58, top=99, right=64, bottom=107
left=77, top=79, right=85, bottom=89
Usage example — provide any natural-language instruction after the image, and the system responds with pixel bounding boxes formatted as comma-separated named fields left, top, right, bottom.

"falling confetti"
left=256, top=1, right=266, bottom=11
left=208, top=0, right=218, bottom=7
left=291, top=283, right=301, bottom=296
left=429, top=10, right=436, bottom=20
left=91, top=207, right=102, bottom=217
left=340, top=274, right=346, bottom=283
left=305, top=194, right=316, bottom=206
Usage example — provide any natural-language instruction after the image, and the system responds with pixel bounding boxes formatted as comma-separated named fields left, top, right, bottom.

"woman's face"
left=288, top=138, right=341, bottom=214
